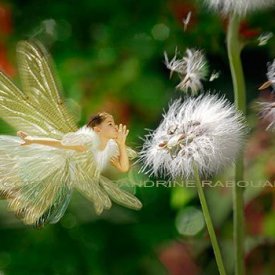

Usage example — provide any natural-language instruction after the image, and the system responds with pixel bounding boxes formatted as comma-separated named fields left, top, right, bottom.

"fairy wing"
left=18, top=128, right=102, bottom=225
left=100, top=145, right=142, bottom=211
left=126, top=146, right=138, bottom=160
left=60, top=127, right=142, bottom=213
left=8, top=168, right=71, bottom=227
left=100, top=175, right=142, bottom=210
left=0, top=125, right=141, bottom=225
left=0, top=40, right=79, bottom=225
left=60, top=126, right=113, bottom=214
left=35, top=185, right=73, bottom=227
left=72, top=168, right=113, bottom=215
left=0, top=40, right=78, bottom=138
left=73, top=168, right=142, bottom=215
left=0, top=140, right=73, bottom=227
left=0, top=127, right=104, bottom=226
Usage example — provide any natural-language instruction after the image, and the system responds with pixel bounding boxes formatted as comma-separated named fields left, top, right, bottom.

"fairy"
left=0, top=40, right=142, bottom=227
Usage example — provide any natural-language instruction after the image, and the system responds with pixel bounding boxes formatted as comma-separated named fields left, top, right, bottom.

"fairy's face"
left=94, top=115, right=118, bottom=139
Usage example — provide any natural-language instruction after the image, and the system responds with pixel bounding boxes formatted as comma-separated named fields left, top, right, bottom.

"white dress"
left=0, top=125, right=142, bottom=227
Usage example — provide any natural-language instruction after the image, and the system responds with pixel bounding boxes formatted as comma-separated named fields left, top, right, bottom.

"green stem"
left=226, top=14, right=246, bottom=275
left=193, top=165, right=227, bottom=275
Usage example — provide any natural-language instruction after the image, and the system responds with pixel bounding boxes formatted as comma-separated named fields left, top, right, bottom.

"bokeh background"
left=0, top=0, right=274, bottom=274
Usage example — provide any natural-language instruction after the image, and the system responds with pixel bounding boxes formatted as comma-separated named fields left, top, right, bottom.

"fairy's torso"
left=72, top=125, right=119, bottom=172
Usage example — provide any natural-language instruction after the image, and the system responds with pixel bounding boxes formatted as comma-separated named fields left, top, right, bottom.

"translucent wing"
left=0, top=144, right=72, bottom=226
left=58, top=127, right=113, bottom=214
left=74, top=176, right=112, bottom=215
left=0, top=40, right=78, bottom=138
left=0, top=128, right=142, bottom=225
left=8, top=153, right=71, bottom=226
left=35, top=185, right=73, bottom=227
left=8, top=178, right=71, bottom=227
left=16, top=40, right=78, bottom=135
left=61, top=128, right=142, bottom=213
left=126, top=146, right=138, bottom=160
left=19, top=127, right=104, bottom=225
left=73, top=172, right=142, bottom=214
left=70, top=151, right=112, bottom=214
left=100, top=176, right=142, bottom=210
left=0, top=72, right=60, bottom=136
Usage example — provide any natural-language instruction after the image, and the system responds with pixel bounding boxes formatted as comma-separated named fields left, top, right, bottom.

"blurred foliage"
left=0, top=0, right=274, bottom=274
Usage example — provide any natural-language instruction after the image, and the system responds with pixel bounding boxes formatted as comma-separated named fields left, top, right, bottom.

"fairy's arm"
left=17, top=131, right=87, bottom=152
left=110, top=124, right=130, bottom=173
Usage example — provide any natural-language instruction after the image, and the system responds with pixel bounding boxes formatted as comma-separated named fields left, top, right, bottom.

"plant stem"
left=193, top=164, right=227, bottom=275
left=226, top=14, right=246, bottom=275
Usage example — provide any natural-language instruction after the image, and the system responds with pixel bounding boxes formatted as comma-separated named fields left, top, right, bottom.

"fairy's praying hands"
left=115, top=124, right=129, bottom=147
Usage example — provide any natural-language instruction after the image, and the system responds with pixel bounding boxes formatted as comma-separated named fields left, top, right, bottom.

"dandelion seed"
left=209, top=70, right=220, bottom=82
left=139, top=94, right=246, bottom=179
left=204, top=0, right=275, bottom=17
left=258, top=101, right=275, bottom=131
left=259, top=59, right=275, bottom=91
left=164, top=48, right=208, bottom=95
left=258, top=32, right=273, bottom=46
left=164, top=49, right=185, bottom=78
left=182, top=11, right=192, bottom=32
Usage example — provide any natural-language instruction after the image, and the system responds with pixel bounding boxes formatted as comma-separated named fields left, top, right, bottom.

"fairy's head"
left=87, top=112, right=118, bottom=139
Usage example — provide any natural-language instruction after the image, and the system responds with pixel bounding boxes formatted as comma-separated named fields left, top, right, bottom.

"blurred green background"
left=0, top=0, right=274, bottom=274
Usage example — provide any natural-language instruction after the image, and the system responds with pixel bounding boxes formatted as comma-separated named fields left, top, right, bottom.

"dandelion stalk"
left=226, top=14, right=246, bottom=275
left=193, top=164, right=227, bottom=275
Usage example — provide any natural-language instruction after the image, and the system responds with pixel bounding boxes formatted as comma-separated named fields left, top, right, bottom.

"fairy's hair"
left=86, top=112, right=112, bottom=128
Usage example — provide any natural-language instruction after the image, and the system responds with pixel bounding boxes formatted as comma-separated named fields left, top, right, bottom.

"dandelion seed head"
left=258, top=32, right=273, bottom=46
left=204, top=0, right=275, bottom=17
left=266, top=59, right=275, bottom=90
left=258, top=101, right=275, bottom=131
left=164, top=48, right=208, bottom=95
left=209, top=70, right=220, bottom=82
left=139, top=94, right=247, bottom=179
